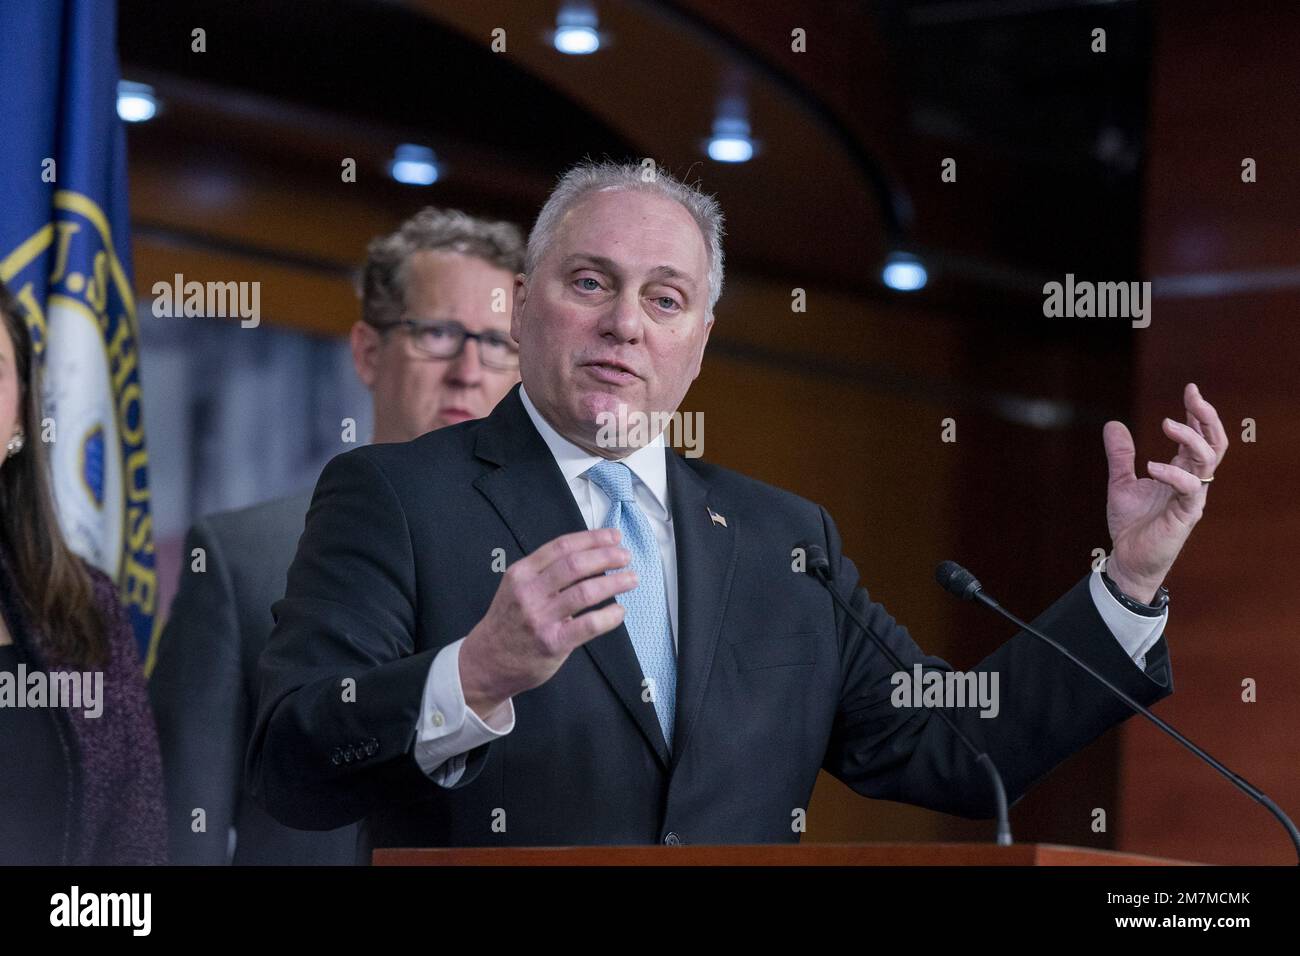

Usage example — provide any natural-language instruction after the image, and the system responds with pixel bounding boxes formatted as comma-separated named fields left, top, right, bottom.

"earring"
left=6, top=429, right=24, bottom=458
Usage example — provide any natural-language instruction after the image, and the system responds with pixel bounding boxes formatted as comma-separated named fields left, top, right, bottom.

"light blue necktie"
left=584, top=460, right=677, bottom=750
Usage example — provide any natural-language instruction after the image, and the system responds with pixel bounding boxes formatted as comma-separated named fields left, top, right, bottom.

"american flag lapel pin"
left=707, top=508, right=727, bottom=528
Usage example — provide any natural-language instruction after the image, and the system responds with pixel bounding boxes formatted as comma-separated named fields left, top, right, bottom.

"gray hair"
left=524, top=161, right=725, bottom=318
left=361, top=207, right=525, bottom=326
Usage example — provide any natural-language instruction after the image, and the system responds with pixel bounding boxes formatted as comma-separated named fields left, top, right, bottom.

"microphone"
left=936, top=559, right=1300, bottom=865
left=935, top=560, right=982, bottom=602
left=799, top=543, right=1013, bottom=846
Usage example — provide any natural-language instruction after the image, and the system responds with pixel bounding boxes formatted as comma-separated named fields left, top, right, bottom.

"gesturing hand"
left=458, top=528, right=636, bottom=720
left=1103, top=383, right=1228, bottom=603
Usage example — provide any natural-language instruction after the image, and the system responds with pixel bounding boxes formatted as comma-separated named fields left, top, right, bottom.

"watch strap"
left=1101, top=568, right=1169, bottom=616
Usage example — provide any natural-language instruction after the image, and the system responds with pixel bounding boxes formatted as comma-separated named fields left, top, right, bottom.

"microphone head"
left=799, top=542, right=833, bottom=580
left=936, top=560, right=982, bottom=601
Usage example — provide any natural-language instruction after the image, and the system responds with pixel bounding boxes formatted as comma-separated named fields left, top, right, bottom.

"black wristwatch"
left=1101, top=568, right=1169, bottom=616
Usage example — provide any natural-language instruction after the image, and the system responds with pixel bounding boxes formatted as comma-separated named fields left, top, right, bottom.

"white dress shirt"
left=412, top=384, right=1168, bottom=784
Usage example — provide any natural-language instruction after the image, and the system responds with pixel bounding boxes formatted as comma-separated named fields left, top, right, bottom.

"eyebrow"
left=561, top=253, right=699, bottom=292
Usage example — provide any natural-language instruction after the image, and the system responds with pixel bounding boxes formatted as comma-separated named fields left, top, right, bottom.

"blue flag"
left=0, top=0, right=157, bottom=664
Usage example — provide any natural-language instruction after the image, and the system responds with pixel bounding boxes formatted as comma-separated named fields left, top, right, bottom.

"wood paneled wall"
left=1119, top=0, right=1300, bottom=866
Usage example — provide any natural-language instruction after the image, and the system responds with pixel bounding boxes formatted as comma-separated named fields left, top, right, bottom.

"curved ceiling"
left=118, top=0, right=1150, bottom=315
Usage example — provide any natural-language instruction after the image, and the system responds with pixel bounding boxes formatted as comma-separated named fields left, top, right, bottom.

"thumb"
left=1103, top=421, right=1136, bottom=484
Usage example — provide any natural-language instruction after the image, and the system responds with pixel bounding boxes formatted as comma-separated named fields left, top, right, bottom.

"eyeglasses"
left=377, top=317, right=520, bottom=370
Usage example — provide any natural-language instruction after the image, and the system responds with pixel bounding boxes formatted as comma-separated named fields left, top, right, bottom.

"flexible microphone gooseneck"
left=936, top=559, right=1300, bottom=865
left=800, top=544, right=1012, bottom=846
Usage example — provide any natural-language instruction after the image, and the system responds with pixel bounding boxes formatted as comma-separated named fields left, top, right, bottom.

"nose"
left=445, top=336, right=484, bottom=386
left=598, top=289, right=642, bottom=343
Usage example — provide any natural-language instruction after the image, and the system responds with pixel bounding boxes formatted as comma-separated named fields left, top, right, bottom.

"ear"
left=690, top=315, right=714, bottom=381
left=510, top=273, right=528, bottom=344
left=350, top=321, right=382, bottom=388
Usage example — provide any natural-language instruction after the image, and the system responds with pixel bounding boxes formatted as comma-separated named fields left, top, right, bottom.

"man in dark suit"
left=150, top=208, right=526, bottom=864
left=247, top=162, right=1227, bottom=858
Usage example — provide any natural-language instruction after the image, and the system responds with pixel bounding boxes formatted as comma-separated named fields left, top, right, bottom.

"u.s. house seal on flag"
left=1, top=189, right=157, bottom=663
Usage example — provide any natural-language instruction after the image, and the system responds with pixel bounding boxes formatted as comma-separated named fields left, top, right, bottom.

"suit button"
left=365, top=740, right=378, bottom=756
left=343, top=747, right=355, bottom=763
left=330, top=748, right=343, bottom=766
left=663, top=832, right=681, bottom=846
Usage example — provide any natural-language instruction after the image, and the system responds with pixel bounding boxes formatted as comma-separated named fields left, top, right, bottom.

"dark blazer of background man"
left=246, top=162, right=1227, bottom=859
left=149, top=208, right=526, bottom=864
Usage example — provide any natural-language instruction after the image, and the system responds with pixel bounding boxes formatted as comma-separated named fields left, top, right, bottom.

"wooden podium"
left=374, top=843, right=1199, bottom=866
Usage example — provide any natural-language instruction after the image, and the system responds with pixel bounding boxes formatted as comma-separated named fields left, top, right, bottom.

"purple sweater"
left=1, top=551, right=166, bottom=864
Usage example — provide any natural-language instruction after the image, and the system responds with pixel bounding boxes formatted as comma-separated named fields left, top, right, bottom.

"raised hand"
left=1102, top=383, right=1228, bottom=603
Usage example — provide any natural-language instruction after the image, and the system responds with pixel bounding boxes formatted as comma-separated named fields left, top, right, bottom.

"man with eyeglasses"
left=150, top=208, right=525, bottom=865
left=352, top=213, right=524, bottom=439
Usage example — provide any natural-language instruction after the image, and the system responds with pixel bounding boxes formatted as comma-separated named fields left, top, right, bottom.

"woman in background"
left=0, top=279, right=165, bottom=864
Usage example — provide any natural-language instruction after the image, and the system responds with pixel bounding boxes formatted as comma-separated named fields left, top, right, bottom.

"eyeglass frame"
left=372, top=316, right=520, bottom=370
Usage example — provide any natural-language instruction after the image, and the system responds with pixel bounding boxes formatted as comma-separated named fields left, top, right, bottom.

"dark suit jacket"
left=0, top=548, right=166, bottom=865
left=247, top=384, right=1173, bottom=859
left=150, top=492, right=360, bottom=864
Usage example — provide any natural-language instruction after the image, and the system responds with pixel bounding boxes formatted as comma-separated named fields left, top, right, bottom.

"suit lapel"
left=471, top=386, right=673, bottom=769
left=471, top=387, right=587, bottom=556
left=665, top=451, right=737, bottom=773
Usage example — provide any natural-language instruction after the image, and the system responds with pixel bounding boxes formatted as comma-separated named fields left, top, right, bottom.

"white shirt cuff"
left=1089, top=568, right=1167, bottom=671
left=413, top=637, right=515, bottom=786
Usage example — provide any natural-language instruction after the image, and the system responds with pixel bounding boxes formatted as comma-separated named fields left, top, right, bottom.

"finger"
left=548, top=554, right=634, bottom=621
left=1185, top=383, right=1229, bottom=461
left=1146, top=459, right=1204, bottom=501
left=1103, top=421, right=1137, bottom=483
left=537, top=545, right=633, bottom=595
left=520, top=528, right=621, bottom=577
left=1162, top=417, right=1217, bottom=473
left=551, top=569, right=638, bottom=620
left=559, top=601, right=627, bottom=650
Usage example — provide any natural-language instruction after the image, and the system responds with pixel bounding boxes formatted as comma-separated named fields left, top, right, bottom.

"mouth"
left=581, top=360, right=640, bottom=385
left=439, top=406, right=474, bottom=423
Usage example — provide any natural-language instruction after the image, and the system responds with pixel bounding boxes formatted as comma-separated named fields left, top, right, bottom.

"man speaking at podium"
left=247, top=161, right=1226, bottom=858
